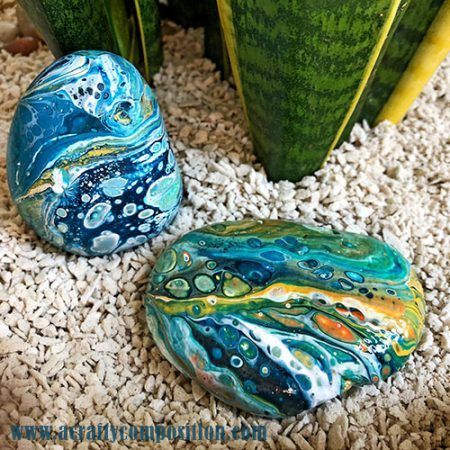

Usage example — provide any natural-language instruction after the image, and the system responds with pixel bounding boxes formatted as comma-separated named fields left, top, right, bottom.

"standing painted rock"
left=7, top=51, right=182, bottom=256
left=145, top=220, right=425, bottom=418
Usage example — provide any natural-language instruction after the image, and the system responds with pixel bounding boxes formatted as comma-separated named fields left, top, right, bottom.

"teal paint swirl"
left=7, top=51, right=182, bottom=256
left=146, top=220, right=425, bottom=417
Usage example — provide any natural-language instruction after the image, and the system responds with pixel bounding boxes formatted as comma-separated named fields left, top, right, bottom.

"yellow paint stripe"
left=323, top=0, right=403, bottom=164
left=376, top=0, right=450, bottom=124
left=216, top=0, right=248, bottom=121
left=154, top=281, right=407, bottom=318
left=20, top=146, right=124, bottom=200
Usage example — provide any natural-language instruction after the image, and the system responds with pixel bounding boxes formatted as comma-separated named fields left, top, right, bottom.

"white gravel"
left=0, top=12, right=449, bottom=450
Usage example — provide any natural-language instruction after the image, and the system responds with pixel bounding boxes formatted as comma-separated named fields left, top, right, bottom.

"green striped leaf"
left=18, top=0, right=116, bottom=56
left=104, top=0, right=132, bottom=59
left=18, top=0, right=162, bottom=81
left=338, top=0, right=410, bottom=145
left=134, top=0, right=163, bottom=81
left=218, top=0, right=403, bottom=181
left=376, top=0, right=450, bottom=123
left=359, top=0, right=445, bottom=124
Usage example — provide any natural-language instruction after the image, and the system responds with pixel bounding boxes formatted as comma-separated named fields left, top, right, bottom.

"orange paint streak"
left=315, top=313, right=358, bottom=343
left=275, top=316, right=305, bottom=328
left=190, top=354, right=205, bottom=370
left=404, top=325, right=415, bottom=340
left=350, top=309, right=365, bottom=321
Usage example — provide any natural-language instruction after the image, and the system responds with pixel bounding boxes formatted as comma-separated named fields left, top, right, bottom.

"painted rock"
left=7, top=51, right=182, bottom=256
left=145, top=220, right=425, bottom=418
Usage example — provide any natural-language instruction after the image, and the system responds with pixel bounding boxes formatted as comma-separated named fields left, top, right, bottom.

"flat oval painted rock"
left=145, top=220, right=425, bottom=418
left=7, top=50, right=182, bottom=256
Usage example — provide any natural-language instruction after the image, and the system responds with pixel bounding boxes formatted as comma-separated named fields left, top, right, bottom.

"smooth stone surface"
left=7, top=50, right=182, bottom=256
left=146, top=220, right=425, bottom=418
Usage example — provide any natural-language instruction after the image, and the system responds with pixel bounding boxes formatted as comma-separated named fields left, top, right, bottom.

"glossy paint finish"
left=7, top=51, right=182, bottom=256
left=146, top=220, right=425, bottom=417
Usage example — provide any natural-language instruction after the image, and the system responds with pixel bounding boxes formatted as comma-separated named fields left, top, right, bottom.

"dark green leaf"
left=219, top=0, right=403, bottom=181
left=134, top=0, right=163, bottom=81
left=18, top=0, right=117, bottom=56
left=103, top=0, right=132, bottom=58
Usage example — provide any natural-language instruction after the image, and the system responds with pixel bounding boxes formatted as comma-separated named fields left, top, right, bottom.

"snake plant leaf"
left=128, top=14, right=140, bottom=67
left=366, top=0, right=450, bottom=124
left=339, top=0, right=447, bottom=143
left=204, top=0, right=230, bottom=78
left=104, top=0, right=132, bottom=59
left=217, top=0, right=405, bottom=181
left=18, top=0, right=163, bottom=81
left=337, top=0, right=410, bottom=145
left=17, top=0, right=117, bottom=56
left=134, top=0, right=163, bottom=81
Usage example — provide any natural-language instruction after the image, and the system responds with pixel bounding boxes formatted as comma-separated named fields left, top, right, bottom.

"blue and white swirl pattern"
left=7, top=51, right=182, bottom=256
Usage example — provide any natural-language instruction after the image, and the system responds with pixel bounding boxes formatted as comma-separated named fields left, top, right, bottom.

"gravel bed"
left=0, top=14, right=449, bottom=450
